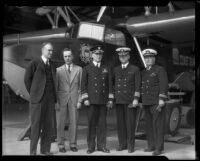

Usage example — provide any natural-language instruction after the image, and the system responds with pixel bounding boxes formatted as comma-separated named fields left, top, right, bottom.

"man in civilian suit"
left=113, top=47, right=141, bottom=153
left=56, top=48, right=82, bottom=153
left=24, top=42, right=57, bottom=155
left=141, top=48, right=168, bottom=156
left=81, top=45, right=114, bottom=154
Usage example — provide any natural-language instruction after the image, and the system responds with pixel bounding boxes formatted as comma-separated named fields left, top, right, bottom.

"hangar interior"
left=3, top=4, right=196, bottom=158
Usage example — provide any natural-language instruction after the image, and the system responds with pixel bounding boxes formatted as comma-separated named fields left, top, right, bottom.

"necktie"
left=68, top=65, right=71, bottom=73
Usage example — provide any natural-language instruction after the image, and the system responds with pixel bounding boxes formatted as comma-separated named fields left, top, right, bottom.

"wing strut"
left=132, top=36, right=147, bottom=68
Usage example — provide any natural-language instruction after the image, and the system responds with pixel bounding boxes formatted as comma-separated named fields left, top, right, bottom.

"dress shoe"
left=40, top=151, right=54, bottom=155
left=152, top=150, right=162, bottom=156
left=116, top=146, right=127, bottom=151
left=59, top=147, right=66, bottom=153
left=87, top=148, right=95, bottom=154
left=97, top=147, right=110, bottom=153
left=70, top=147, right=78, bottom=152
left=144, top=147, right=155, bottom=152
left=128, top=149, right=135, bottom=153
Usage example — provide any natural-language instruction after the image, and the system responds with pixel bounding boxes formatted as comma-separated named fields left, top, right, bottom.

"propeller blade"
left=97, top=6, right=106, bottom=22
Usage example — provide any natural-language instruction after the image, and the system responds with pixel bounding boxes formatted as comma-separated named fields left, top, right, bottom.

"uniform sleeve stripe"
left=81, top=93, right=89, bottom=100
left=108, top=93, right=114, bottom=99
left=134, top=92, right=140, bottom=97
left=159, top=93, right=167, bottom=98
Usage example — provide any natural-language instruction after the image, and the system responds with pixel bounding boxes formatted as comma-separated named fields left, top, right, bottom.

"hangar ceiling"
left=4, top=3, right=195, bottom=34
left=3, top=3, right=195, bottom=47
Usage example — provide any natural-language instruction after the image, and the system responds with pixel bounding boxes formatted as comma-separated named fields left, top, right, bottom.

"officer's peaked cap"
left=116, top=47, right=131, bottom=56
left=142, top=48, right=157, bottom=57
left=90, top=45, right=104, bottom=54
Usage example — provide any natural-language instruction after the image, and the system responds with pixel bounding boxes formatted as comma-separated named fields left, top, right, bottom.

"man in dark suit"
left=141, top=48, right=168, bottom=156
left=24, top=42, right=57, bottom=155
left=113, top=47, right=141, bottom=153
left=81, top=45, right=114, bottom=154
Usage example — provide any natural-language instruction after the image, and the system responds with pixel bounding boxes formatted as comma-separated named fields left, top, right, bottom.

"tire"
left=165, top=101, right=181, bottom=136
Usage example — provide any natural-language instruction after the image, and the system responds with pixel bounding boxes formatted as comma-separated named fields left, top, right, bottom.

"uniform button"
left=94, top=77, right=97, bottom=79
left=118, top=84, right=120, bottom=87
left=146, top=86, right=148, bottom=88
left=147, top=80, right=149, bottom=82
left=124, top=84, right=127, bottom=87
left=103, top=90, right=105, bottom=93
left=96, top=90, right=98, bottom=93
left=95, top=84, right=97, bottom=86
left=124, top=78, right=126, bottom=81
left=118, top=91, right=120, bottom=93
left=102, top=77, right=104, bottom=79
left=103, top=84, right=105, bottom=86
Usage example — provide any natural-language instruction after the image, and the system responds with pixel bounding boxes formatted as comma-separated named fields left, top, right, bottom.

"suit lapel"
left=62, top=65, right=70, bottom=83
left=70, top=65, right=78, bottom=84
left=38, top=58, right=46, bottom=73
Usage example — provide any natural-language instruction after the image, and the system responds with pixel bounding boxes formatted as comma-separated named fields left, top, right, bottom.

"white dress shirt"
left=93, top=61, right=101, bottom=68
left=41, top=55, right=49, bottom=65
left=121, top=62, right=129, bottom=69
left=66, top=64, right=73, bottom=72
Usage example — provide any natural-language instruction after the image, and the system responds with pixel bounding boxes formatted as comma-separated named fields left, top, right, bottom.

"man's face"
left=92, top=53, right=103, bottom=63
left=119, top=54, right=130, bottom=64
left=42, top=43, right=53, bottom=59
left=144, top=56, right=155, bottom=67
left=63, top=50, right=73, bottom=65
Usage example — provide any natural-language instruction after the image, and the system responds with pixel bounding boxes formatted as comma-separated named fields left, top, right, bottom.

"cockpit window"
left=104, top=28, right=126, bottom=46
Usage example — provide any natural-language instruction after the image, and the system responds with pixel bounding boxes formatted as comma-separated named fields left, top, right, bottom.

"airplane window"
left=104, top=28, right=126, bottom=46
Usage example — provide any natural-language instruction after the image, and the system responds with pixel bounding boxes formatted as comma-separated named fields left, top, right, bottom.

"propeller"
left=97, top=6, right=107, bottom=22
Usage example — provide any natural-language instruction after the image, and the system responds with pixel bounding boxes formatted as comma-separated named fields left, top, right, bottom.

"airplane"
left=3, top=5, right=195, bottom=139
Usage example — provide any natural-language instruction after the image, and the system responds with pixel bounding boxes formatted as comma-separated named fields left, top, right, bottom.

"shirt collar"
left=146, top=65, right=153, bottom=70
left=122, top=62, right=129, bottom=68
left=66, top=63, right=73, bottom=69
left=93, top=61, right=101, bottom=67
left=41, top=55, right=48, bottom=64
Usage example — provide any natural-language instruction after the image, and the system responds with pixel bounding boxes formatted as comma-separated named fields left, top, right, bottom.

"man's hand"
left=132, top=99, right=139, bottom=108
left=77, top=102, right=82, bottom=109
left=84, top=100, right=90, bottom=106
left=55, top=102, right=60, bottom=111
left=106, top=101, right=113, bottom=110
left=159, top=99, right=165, bottom=107
left=156, top=100, right=165, bottom=112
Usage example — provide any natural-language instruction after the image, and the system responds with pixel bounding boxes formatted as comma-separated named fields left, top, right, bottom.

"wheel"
left=165, top=101, right=181, bottom=136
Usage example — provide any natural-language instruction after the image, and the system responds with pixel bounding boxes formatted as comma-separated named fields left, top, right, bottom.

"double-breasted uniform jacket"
left=24, top=58, right=57, bottom=103
left=113, top=63, right=141, bottom=104
left=141, top=64, right=168, bottom=105
left=81, top=62, right=114, bottom=104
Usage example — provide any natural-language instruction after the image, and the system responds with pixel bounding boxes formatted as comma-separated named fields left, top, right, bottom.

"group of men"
left=24, top=42, right=168, bottom=156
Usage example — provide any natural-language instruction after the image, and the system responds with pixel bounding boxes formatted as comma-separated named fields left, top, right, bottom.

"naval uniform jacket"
left=141, top=64, right=168, bottom=105
left=113, top=63, right=141, bottom=104
left=81, top=62, right=114, bottom=104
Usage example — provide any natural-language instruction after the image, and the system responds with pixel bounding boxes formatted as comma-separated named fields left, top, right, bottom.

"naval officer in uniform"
left=113, top=47, right=141, bottom=153
left=81, top=45, right=114, bottom=154
left=141, top=48, right=168, bottom=156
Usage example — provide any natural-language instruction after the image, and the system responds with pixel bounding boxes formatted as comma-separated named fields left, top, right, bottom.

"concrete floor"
left=2, top=103, right=196, bottom=159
